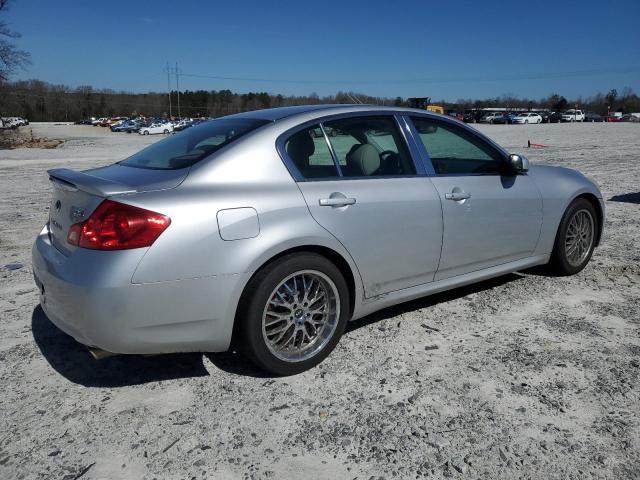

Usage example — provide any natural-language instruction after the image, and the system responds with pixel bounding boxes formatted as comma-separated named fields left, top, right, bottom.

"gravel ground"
left=0, top=122, right=639, bottom=479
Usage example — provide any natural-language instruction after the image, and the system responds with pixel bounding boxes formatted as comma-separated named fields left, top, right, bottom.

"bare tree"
left=0, top=0, right=30, bottom=82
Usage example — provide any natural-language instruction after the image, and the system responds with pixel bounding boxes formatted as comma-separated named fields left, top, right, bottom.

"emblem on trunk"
left=54, top=200, right=61, bottom=211
left=72, top=207, right=85, bottom=219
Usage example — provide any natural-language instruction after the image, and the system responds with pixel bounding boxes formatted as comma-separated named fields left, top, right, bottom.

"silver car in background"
left=32, top=105, right=604, bottom=375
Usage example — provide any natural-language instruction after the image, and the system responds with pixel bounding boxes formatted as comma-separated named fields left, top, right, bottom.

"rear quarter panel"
left=116, top=129, right=365, bottom=325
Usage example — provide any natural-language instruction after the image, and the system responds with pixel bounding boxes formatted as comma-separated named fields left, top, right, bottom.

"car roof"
left=225, top=104, right=354, bottom=121
left=225, top=104, right=447, bottom=122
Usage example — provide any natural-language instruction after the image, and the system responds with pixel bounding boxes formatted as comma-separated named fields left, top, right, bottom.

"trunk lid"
left=46, top=165, right=187, bottom=255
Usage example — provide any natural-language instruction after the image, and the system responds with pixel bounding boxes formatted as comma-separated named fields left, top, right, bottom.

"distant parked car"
left=173, top=119, right=194, bottom=132
left=1, top=117, right=17, bottom=129
left=513, top=113, right=542, bottom=124
left=111, top=121, right=139, bottom=132
left=618, top=114, right=640, bottom=123
left=462, top=112, right=475, bottom=123
left=309, top=126, right=340, bottom=138
left=107, top=117, right=128, bottom=128
left=489, top=113, right=511, bottom=124
left=561, top=110, right=585, bottom=122
left=1, top=117, right=25, bottom=129
left=480, top=112, right=507, bottom=123
left=479, top=112, right=503, bottom=124
left=540, top=111, right=562, bottom=123
left=584, top=112, right=604, bottom=123
left=124, top=121, right=144, bottom=133
left=139, top=122, right=174, bottom=135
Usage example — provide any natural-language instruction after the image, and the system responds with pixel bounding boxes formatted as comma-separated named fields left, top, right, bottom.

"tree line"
left=1, top=79, right=638, bottom=122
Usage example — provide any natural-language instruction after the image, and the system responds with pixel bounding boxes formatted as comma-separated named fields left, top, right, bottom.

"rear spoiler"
left=47, top=168, right=137, bottom=196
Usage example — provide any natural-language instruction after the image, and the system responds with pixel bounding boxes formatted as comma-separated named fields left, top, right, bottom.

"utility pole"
left=175, top=62, right=181, bottom=118
left=165, top=62, right=172, bottom=118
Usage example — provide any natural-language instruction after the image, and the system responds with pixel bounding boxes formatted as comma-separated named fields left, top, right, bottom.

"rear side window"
left=120, top=118, right=270, bottom=170
left=285, top=125, right=339, bottom=179
left=410, top=117, right=505, bottom=175
left=323, top=116, right=415, bottom=177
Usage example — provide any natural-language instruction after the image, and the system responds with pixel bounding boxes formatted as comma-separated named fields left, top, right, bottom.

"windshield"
left=120, top=117, right=270, bottom=170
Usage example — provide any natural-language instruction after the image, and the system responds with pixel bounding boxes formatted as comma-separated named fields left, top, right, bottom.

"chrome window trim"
left=319, top=123, right=343, bottom=177
left=276, top=111, right=426, bottom=182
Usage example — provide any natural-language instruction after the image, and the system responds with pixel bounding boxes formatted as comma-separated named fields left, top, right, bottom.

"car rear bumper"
left=32, top=225, right=246, bottom=354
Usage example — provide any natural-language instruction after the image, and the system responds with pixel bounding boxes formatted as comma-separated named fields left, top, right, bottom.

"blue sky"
left=5, top=0, right=640, bottom=100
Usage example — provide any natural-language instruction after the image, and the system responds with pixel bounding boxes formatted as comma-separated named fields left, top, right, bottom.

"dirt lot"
left=1, top=122, right=639, bottom=479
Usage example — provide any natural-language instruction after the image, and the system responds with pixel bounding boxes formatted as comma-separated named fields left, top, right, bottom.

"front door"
left=409, top=116, right=543, bottom=280
left=282, top=115, right=443, bottom=297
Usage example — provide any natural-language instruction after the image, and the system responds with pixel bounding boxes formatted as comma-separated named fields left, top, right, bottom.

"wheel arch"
left=259, top=245, right=357, bottom=318
left=232, top=244, right=361, bottom=348
left=574, top=192, right=604, bottom=246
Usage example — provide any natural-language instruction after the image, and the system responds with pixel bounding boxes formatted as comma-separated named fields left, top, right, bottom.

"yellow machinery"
left=408, top=97, right=444, bottom=114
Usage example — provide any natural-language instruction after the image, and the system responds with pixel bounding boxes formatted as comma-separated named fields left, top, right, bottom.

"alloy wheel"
left=261, top=270, right=340, bottom=362
left=564, top=209, right=594, bottom=267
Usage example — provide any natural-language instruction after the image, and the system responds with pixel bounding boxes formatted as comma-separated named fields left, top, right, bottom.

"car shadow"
left=345, top=273, right=523, bottom=333
left=32, top=273, right=526, bottom=384
left=609, top=192, right=640, bottom=204
left=31, top=306, right=210, bottom=387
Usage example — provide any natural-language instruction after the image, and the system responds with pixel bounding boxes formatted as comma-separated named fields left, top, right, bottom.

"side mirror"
left=508, top=154, right=529, bottom=173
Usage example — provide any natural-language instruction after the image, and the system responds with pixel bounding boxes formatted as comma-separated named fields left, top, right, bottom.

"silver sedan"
left=32, top=105, right=604, bottom=375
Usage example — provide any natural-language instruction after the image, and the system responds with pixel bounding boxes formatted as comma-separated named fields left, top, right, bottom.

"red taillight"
left=67, top=200, right=170, bottom=250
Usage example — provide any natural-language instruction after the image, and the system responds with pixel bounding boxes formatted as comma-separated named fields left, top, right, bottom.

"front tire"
left=548, top=198, right=598, bottom=275
left=236, top=253, right=350, bottom=375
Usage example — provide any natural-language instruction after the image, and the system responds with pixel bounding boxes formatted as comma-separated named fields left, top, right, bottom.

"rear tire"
left=235, top=253, right=349, bottom=375
left=548, top=198, right=598, bottom=275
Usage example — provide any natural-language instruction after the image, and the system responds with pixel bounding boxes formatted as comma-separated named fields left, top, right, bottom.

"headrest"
left=346, top=143, right=380, bottom=176
left=287, top=131, right=315, bottom=162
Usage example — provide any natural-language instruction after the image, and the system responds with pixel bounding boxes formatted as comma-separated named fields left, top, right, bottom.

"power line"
left=179, top=65, right=640, bottom=86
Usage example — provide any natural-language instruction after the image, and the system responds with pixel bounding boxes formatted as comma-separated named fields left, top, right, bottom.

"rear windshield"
left=119, top=118, right=270, bottom=170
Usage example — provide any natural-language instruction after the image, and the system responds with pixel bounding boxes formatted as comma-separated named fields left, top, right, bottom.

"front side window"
left=322, top=116, right=415, bottom=177
left=285, top=125, right=338, bottom=179
left=120, top=118, right=270, bottom=170
left=410, top=117, right=505, bottom=175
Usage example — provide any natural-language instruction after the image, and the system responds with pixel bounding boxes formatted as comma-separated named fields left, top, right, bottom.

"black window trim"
left=276, top=112, right=427, bottom=182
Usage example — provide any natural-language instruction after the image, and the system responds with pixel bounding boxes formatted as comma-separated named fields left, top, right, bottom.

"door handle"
left=445, top=191, right=471, bottom=201
left=319, top=197, right=356, bottom=207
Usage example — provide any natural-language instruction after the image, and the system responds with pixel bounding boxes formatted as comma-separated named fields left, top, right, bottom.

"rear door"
left=281, top=115, right=443, bottom=297
left=408, top=116, right=543, bottom=280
